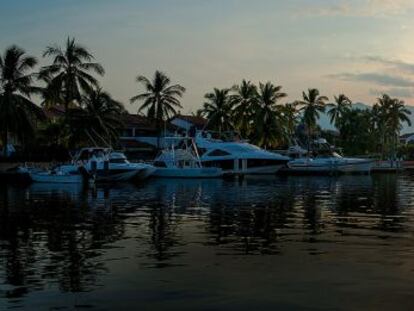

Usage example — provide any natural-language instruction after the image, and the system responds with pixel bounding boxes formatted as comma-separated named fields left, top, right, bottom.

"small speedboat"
left=287, top=153, right=373, bottom=174
left=29, top=168, right=88, bottom=184
left=153, top=138, right=223, bottom=178
left=59, top=148, right=156, bottom=182
left=285, top=138, right=373, bottom=174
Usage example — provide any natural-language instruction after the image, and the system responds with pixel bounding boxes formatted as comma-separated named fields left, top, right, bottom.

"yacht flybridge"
left=152, top=138, right=223, bottom=178
left=194, top=131, right=290, bottom=175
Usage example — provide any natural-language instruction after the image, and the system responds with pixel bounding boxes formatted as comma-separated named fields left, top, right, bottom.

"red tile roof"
left=123, top=114, right=157, bottom=129
left=123, top=114, right=180, bottom=131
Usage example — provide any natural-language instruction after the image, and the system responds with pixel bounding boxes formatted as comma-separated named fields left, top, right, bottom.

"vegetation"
left=229, top=80, right=257, bottom=138
left=39, top=37, right=105, bottom=111
left=297, top=89, right=329, bottom=151
left=130, top=70, right=185, bottom=147
left=1, top=38, right=413, bottom=160
left=199, top=88, right=233, bottom=134
left=0, top=46, right=43, bottom=157
left=253, top=82, right=287, bottom=149
left=66, top=88, right=126, bottom=147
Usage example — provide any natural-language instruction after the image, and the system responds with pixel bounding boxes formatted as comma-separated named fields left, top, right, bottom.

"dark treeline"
left=197, top=84, right=411, bottom=157
left=0, top=37, right=412, bottom=160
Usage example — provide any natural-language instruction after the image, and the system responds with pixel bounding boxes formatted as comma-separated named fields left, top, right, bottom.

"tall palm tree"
left=374, top=94, right=411, bottom=159
left=199, top=88, right=233, bottom=134
left=336, top=108, right=374, bottom=155
left=254, top=82, right=287, bottom=149
left=388, top=98, right=411, bottom=131
left=36, top=75, right=65, bottom=108
left=39, top=37, right=105, bottom=110
left=229, top=80, right=258, bottom=138
left=281, top=102, right=299, bottom=144
left=0, top=45, right=42, bottom=156
left=297, top=88, right=329, bottom=151
left=130, top=70, right=185, bottom=147
left=67, top=88, right=126, bottom=147
left=328, top=94, right=352, bottom=128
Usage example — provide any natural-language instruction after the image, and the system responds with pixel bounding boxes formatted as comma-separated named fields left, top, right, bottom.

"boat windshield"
left=77, top=148, right=109, bottom=160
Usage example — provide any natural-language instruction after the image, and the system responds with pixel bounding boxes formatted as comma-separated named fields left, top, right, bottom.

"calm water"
left=1, top=174, right=414, bottom=310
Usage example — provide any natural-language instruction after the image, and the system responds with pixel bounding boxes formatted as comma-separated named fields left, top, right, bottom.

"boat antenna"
left=192, top=138, right=203, bottom=167
left=85, top=129, right=99, bottom=147
left=90, top=128, right=112, bottom=148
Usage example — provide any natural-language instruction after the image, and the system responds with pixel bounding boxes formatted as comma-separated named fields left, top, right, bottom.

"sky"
left=2, top=0, right=414, bottom=114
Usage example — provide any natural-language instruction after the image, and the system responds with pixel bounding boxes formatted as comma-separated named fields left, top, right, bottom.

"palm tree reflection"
left=0, top=174, right=411, bottom=302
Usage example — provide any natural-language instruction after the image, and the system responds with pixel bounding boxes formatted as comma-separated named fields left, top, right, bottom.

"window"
left=154, top=161, right=167, bottom=168
left=247, top=159, right=287, bottom=168
left=123, top=129, right=133, bottom=137
left=208, top=149, right=230, bottom=157
left=109, top=159, right=127, bottom=164
left=203, top=160, right=234, bottom=170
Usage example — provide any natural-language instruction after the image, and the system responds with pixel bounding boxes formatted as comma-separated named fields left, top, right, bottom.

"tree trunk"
left=2, top=128, right=8, bottom=158
left=156, top=118, right=162, bottom=150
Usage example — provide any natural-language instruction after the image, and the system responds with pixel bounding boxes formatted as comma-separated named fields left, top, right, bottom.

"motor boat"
left=152, top=138, right=223, bottom=178
left=59, top=148, right=156, bottom=182
left=28, top=167, right=92, bottom=184
left=287, top=153, right=373, bottom=174
left=193, top=131, right=290, bottom=175
left=286, top=138, right=374, bottom=175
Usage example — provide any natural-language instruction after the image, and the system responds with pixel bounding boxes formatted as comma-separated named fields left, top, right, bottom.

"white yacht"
left=194, top=131, right=290, bottom=175
left=153, top=138, right=223, bottom=178
left=59, top=148, right=156, bottom=182
left=286, top=139, right=373, bottom=174
left=287, top=153, right=373, bottom=174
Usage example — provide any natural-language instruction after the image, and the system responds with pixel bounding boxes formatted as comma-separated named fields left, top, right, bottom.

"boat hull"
left=287, top=159, right=373, bottom=174
left=337, top=160, right=373, bottom=173
left=30, top=172, right=84, bottom=183
left=153, top=167, right=223, bottom=178
left=238, top=164, right=286, bottom=175
left=94, top=167, right=155, bottom=182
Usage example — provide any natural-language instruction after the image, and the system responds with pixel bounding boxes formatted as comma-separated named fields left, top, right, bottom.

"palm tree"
left=199, top=88, right=233, bottom=134
left=0, top=45, right=42, bottom=157
left=281, top=102, right=299, bottom=143
left=337, top=108, right=374, bottom=155
left=36, top=75, right=65, bottom=108
left=374, top=94, right=411, bottom=159
left=328, top=94, right=352, bottom=128
left=254, top=82, right=287, bottom=149
left=39, top=37, right=105, bottom=111
left=229, top=80, right=257, bottom=138
left=130, top=70, right=185, bottom=148
left=67, top=88, right=126, bottom=147
left=297, top=88, right=329, bottom=151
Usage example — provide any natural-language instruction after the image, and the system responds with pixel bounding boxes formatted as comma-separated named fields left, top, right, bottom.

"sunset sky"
left=2, top=0, right=414, bottom=113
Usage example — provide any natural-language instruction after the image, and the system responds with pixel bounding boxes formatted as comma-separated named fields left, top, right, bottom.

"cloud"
left=369, top=88, right=414, bottom=97
left=305, top=0, right=414, bottom=17
left=329, top=72, right=414, bottom=87
left=363, top=56, right=414, bottom=74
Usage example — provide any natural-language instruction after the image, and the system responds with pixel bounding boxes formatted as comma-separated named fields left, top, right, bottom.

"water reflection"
left=1, top=174, right=414, bottom=309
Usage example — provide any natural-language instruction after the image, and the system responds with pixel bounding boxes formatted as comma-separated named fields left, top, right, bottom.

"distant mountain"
left=318, top=102, right=414, bottom=134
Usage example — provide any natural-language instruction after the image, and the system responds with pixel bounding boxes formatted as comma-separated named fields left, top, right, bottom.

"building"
left=400, top=133, right=414, bottom=145
left=119, top=114, right=209, bottom=150
left=170, top=115, right=208, bottom=136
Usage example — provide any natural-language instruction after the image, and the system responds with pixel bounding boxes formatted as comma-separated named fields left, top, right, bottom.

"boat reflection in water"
left=1, top=173, right=414, bottom=310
